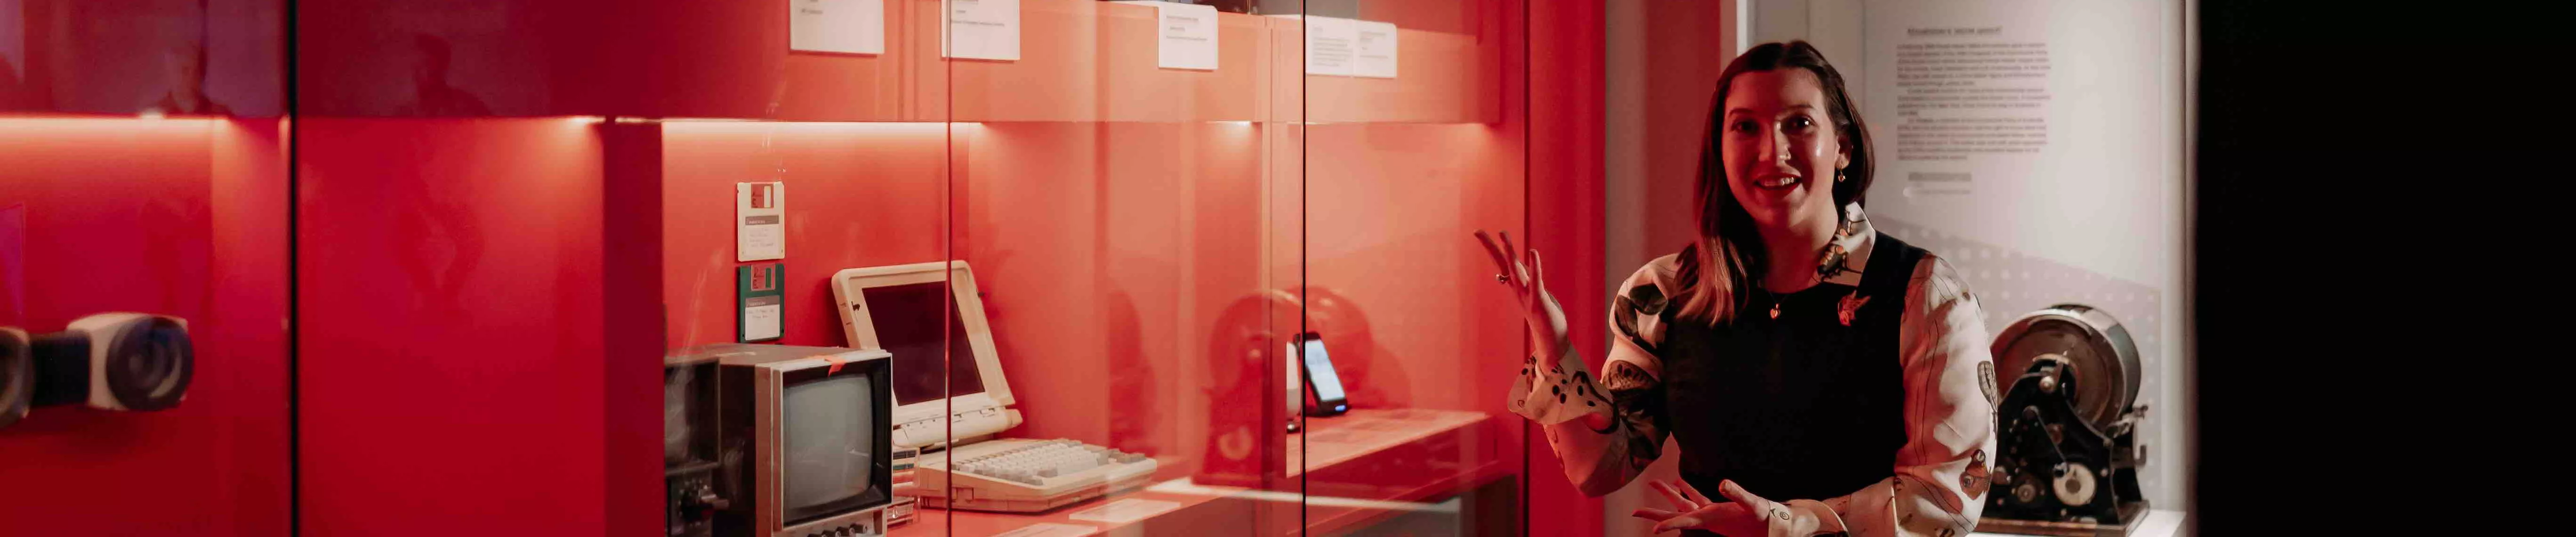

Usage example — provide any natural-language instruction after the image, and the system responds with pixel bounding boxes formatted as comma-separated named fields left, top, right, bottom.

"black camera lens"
left=102, top=316, right=192, bottom=411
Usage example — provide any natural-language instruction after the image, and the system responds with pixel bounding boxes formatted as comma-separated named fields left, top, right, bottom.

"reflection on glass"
left=396, top=33, right=490, bottom=117
left=144, top=44, right=227, bottom=115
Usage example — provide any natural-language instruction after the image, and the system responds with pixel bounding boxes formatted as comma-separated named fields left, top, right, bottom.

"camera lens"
left=1, top=328, right=31, bottom=429
left=101, top=316, right=192, bottom=411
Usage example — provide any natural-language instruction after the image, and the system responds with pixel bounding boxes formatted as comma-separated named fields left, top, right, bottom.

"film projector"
left=1977, top=305, right=2151, bottom=536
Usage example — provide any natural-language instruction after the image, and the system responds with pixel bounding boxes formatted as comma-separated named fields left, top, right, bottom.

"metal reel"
left=1989, top=304, right=2143, bottom=430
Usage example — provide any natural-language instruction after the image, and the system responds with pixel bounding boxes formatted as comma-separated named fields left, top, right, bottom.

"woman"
left=1477, top=41, right=1996, bottom=537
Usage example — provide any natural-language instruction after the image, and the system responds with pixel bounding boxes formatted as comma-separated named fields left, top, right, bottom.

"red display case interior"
left=1, top=0, right=1611, bottom=534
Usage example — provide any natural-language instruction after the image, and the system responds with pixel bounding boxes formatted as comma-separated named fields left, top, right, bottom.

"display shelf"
left=889, top=463, right=1249, bottom=537
left=888, top=408, right=1500, bottom=537
left=1290, top=409, right=1512, bottom=535
left=1972, top=509, right=2186, bottom=537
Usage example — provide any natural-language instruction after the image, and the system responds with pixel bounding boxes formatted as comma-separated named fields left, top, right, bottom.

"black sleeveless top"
left=1658, top=232, right=1925, bottom=534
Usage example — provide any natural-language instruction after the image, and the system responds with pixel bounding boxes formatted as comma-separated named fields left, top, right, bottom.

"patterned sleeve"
left=1781, top=254, right=1999, bottom=537
left=1507, top=256, right=1678, bottom=496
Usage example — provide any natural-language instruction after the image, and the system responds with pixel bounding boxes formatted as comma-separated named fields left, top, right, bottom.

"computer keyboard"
left=914, top=439, right=1159, bottom=513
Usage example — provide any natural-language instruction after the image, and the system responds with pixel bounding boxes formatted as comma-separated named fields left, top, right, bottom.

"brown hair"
left=1673, top=41, right=1874, bottom=324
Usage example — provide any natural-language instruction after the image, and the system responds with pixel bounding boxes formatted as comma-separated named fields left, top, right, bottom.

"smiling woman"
left=1479, top=41, right=1997, bottom=537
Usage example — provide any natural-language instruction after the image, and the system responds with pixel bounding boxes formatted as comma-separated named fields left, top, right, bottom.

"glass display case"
left=7, top=0, right=1553, bottom=535
left=639, top=1, right=1536, bottom=535
left=0, top=0, right=291, bottom=534
left=638, top=1, right=1538, bottom=534
left=0, top=0, right=2211, bottom=534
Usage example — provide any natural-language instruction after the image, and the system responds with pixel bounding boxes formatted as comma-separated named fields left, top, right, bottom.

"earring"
left=1836, top=169, right=1846, bottom=183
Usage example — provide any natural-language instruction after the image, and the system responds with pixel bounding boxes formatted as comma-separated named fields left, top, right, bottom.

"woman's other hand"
left=1474, top=230, right=1566, bottom=356
left=1633, top=479, right=1783, bottom=536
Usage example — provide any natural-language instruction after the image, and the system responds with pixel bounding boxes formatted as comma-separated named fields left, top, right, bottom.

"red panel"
left=0, top=117, right=290, bottom=535
left=659, top=122, right=953, bottom=350
left=296, top=118, right=610, bottom=536
left=600, top=122, right=667, bottom=537
left=296, top=1, right=776, bottom=117
left=1640, top=1, right=1738, bottom=262
left=1528, top=0, right=1608, bottom=535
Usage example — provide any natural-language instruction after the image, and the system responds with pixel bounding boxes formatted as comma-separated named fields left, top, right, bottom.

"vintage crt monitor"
left=665, top=351, right=724, bottom=537
left=671, top=343, right=895, bottom=537
left=832, top=261, right=1157, bottom=513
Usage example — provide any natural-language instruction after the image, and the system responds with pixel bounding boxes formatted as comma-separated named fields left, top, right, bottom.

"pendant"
left=1770, top=302, right=1781, bottom=319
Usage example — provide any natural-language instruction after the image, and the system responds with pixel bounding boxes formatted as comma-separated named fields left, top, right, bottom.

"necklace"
left=1765, top=276, right=1815, bottom=319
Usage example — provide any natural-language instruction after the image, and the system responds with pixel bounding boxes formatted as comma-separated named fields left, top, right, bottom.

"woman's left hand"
left=1633, top=479, right=1787, bottom=535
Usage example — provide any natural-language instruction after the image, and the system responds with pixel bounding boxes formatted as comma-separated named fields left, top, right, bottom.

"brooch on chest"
left=1837, top=291, right=1870, bottom=326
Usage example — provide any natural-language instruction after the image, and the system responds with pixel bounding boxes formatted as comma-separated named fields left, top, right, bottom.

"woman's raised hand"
left=1475, top=230, right=1565, bottom=358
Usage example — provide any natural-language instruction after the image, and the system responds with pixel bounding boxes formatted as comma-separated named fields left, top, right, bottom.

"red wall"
left=0, top=117, right=291, bottom=535
left=1528, top=0, right=1609, bottom=534
left=295, top=118, right=628, bottom=536
left=1639, top=1, right=1739, bottom=262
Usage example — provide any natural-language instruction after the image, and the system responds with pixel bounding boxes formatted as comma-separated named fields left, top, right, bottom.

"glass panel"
left=927, top=0, right=1295, bottom=535
left=1297, top=0, right=1529, bottom=534
left=655, top=3, right=957, bottom=537
left=0, top=0, right=290, bottom=533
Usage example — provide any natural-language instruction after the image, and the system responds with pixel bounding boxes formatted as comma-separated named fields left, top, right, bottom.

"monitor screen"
left=861, top=281, right=986, bottom=406
left=781, top=374, right=880, bottom=525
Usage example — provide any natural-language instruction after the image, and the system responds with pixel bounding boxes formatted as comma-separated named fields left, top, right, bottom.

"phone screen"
left=1300, top=336, right=1348, bottom=414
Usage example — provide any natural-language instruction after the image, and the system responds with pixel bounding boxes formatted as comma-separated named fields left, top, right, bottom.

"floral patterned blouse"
left=1508, top=203, right=1999, bottom=537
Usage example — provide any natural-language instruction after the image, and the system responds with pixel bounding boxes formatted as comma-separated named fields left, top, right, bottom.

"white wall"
left=1601, top=0, right=2187, bottom=528
left=1757, top=0, right=2192, bottom=510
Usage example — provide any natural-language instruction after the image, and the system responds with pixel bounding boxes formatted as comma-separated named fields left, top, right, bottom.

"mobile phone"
left=1290, top=332, right=1349, bottom=416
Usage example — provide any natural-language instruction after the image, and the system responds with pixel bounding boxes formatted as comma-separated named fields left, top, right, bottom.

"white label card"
left=1067, top=498, right=1183, bottom=524
left=1117, top=1, right=1219, bottom=70
left=1351, top=20, right=1398, bottom=79
left=1299, top=15, right=1357, bottom=77
left=737, top=182, right=786, bottom=261
left=790, top=0, right=886, bottom=55
left=742, top=299, right=783, bottom=342
left=944, top=0, right=1022, bottom=61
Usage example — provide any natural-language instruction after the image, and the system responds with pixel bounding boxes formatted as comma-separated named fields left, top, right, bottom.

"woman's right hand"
left=1475, top=230, right=1566, bottom=358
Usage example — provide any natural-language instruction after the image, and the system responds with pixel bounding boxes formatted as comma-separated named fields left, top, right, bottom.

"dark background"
left=2194, top=0, right=2528, bottom=531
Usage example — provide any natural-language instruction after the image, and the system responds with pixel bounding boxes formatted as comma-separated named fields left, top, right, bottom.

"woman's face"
left=1720, top=69, right=1849, bottom=235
